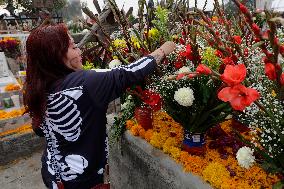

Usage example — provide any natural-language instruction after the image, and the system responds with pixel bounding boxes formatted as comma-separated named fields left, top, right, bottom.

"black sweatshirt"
left=38, top=56, right=156, bottom=189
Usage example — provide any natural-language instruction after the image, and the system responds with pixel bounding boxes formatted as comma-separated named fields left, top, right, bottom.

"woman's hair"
left=24, top=24, right=74, bottom=128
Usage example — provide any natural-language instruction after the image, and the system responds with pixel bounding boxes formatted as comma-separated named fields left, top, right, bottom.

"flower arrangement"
left=81, top=0, right=284, bottom=187
left=125, top=111, right=280, bottom=189
left=4, top=83, right=21, bottom=91
left=0, top=108, right=25, bottom=120
left=0, top=37, right=21, bottom=58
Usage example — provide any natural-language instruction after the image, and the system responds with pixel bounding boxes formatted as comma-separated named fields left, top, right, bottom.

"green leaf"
left=272, top=181, right=284, bottom=189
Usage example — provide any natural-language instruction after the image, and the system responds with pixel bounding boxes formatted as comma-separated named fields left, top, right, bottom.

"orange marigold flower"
left=126, top=120, right=135, bottom=130
left=144, top=129, right=153, bottom=142
left=130, top=125, right=140, bottom=136
left=202, top=162, right=230, bottom=188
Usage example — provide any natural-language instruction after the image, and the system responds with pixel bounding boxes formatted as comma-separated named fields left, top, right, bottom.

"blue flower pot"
left=182, top=130, right=206, bottom=155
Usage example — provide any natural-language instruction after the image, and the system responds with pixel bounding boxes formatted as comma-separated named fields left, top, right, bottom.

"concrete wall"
left=0, top=131, right=44, bottom=165
left=109, top=131, right=212, bottom=189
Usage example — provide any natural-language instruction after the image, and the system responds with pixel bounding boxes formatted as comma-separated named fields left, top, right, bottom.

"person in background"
left=24, top=23, right=176, bottom=189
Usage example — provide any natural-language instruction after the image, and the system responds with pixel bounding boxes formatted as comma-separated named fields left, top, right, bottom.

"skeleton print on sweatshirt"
left=39, top=56, right=157, bottom=189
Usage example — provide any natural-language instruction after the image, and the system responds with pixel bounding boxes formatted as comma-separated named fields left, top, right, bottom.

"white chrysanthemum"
left=174, top=87, right=195, bottom=107
left=177, top=66, right=191, bottom=74
left=82, top=29, right=89, bottom=34
left=109, top=59, right=122, bottom=68
left=236, top=146, right=255, bottom=169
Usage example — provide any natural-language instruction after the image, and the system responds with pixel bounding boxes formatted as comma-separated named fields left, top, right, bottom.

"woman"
left=24, top=23, right=176, bottom=189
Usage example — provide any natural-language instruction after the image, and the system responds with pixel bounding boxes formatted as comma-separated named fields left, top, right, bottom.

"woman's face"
left=63, top=36, right=82, bottom=71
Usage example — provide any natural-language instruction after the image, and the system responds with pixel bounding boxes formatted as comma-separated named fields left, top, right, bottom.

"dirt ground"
left=0, top=150, right=46, bottom=189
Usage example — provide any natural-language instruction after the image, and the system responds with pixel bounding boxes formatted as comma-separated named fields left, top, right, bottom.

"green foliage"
left=152, top=6, right=170, bottom=41
left=201, top=47, right=220, bottom=71
left=82, top=61, right=96, bottom=70
left=110, top=95, right=136, bottom=143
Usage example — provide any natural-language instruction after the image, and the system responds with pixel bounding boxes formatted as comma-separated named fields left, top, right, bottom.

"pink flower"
left=196, top=64, right=212, bottom=75
left=221, top=64, right=247, bottom=86
left=218, top=84, right=260, bottom=111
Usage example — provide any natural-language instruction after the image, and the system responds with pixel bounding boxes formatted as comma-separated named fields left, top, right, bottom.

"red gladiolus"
left=188, top=73, right=197, bottom=78
left=262, top=30, right=270, bottom=39
left=215, top=50, right=223, bottom=58
left=279, top=45, right=284, bottom=54
left=196, top=64, right=212, bottom=75
left=274, top=37, right=279, bottom=45
left=179, top=38, right=185, bottom=45
left=222, top=57, right=234, bottom=65
left=141, top=90, right=162, bottom=111
left=254, top=37, right=260, bottom=42
left=280, top=73, right=284, bottom=86
left=218, top=84, right=260, bottom=111
left=221, top=64, right=247, bottom=86
left=265, top=63, right=277, bottom=80
left=239, top=3, right=249, bottom=14
left=180, top=44, right=193, bottom=60
left=233, top=35, right=242, bottom=44
left=176, top=73, right=186, bottom=80
left=175, top=61, right=183, bottom=69
left=244, top=48, right=249, bottom=57
left=252, top=23, right=261, bottom=35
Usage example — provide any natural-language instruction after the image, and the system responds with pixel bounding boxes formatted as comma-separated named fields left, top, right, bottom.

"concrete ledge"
left=109, top=131, right=212, bottom=189
left=0, top=130, right=45, bottom=166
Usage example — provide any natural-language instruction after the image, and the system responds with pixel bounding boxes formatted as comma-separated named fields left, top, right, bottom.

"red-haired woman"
left=24, top=24, right=176, bottom=189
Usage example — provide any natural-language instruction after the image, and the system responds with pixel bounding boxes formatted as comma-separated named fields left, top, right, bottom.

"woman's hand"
left=150, top=41, right=176, bottom=64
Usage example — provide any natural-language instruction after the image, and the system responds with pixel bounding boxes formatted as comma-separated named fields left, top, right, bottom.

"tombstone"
left=0, top=52, right=18, bottom=87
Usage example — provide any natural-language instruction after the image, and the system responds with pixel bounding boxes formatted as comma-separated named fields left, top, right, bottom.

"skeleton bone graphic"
left=43, top=86, right=89, bottom=184
left=45, top=87, right=83, bottom=142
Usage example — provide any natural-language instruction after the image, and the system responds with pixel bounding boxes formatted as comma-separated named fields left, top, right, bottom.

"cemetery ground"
left=0, top=150, right=45, bottom=189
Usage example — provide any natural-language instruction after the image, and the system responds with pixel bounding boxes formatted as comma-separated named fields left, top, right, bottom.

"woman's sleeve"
left=84, top=55, right=157, bottom=107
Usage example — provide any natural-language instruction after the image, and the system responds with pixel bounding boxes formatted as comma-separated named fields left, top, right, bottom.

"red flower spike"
left=231, top=55, right=238, bottom=63
left=233, top=35, right=242, bottom=45
left=221, top=64, right=247, bottom=86
left=174, top=61, right=183, bottom=69
left=179, top=38, right=185, bottom=45
left=218, top=84, right=260, bottom=111
left=215, top=50, right=223, bottom=58
left=254, top=37, right=260, bottom=43
left=252, top=23, right=261, bottom=35
left=196, top=64, right=212, bottom=75
left=244, top=48, right=249, bottom=57
left=176, top=73, right=186, bottom=80
left=280, top=73, right=284, bottom=86
left=239, top=3, right=249, bottom=14
left=188, top=73, right=197, bottom=78
left=222, top=57, right=234, bottom=65
left=262, top=30, right=270, bottom=40
left=275, top=63, right=281, bottom=71
left=274, top=37, right=279, bottom=45
left=280, top=45, right=284, bottom=54
left=265, top=63, right=277, bottom=80
left=180, top=44, right=193, bottom=60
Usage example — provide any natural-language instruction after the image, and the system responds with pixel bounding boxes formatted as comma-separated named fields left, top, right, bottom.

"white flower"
left=174, top=87, right=195, bottom=107
left=236, top=146, right=255, bottom=169
left=109, top=59, right=122, bottom=68
left=176, top=66, right=191, bottom=74
left=82, top=29, right=89, bottom=34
